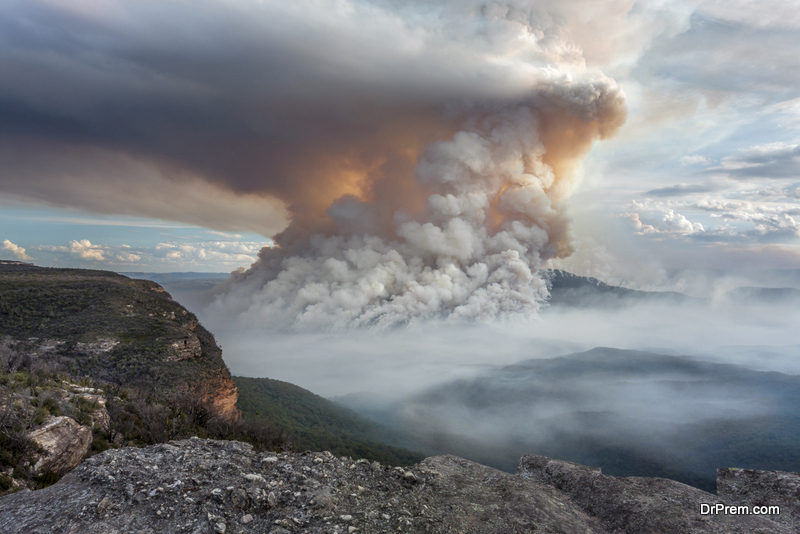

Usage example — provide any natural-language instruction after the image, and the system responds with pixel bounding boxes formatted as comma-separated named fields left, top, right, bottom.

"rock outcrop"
left=518, top=454, right=789, bottom=533
left=0, top=438, right=794, bottom=533
left=27, top=416, right=92, bottom=475
left=169, top=334, right=203, bottom=361
left=197, top=369, right=241, bottom=421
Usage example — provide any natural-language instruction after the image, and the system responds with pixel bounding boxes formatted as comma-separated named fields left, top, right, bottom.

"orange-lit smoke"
left=211, top=78, right=627, bottom=330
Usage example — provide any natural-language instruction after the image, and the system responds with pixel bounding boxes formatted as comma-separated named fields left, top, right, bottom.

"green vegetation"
left=0, top=263, right=226, bottom=393
left=235, top=376, right=423, bottom=466
left=0, top=358, right=285, bottom=494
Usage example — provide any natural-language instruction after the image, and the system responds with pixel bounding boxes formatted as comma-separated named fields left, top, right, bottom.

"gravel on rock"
left=0, top=438, right=793, bottom=534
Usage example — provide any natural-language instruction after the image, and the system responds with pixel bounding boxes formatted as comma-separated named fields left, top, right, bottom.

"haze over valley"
left=139, top=268, right=800, bottom=493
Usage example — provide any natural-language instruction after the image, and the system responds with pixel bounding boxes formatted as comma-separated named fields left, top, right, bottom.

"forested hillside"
left=235, top=376, right=423, bottom=466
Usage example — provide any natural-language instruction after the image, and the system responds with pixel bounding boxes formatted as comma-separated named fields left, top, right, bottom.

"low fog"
left=161, top=268, right=800, bottom=491
left=196, top=270, right=800, bottom=397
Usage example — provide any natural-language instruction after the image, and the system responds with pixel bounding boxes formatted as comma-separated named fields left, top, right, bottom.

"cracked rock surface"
left=0, top=438, right=794, bottom=533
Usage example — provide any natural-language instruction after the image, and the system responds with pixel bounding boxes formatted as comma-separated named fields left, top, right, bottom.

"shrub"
left=32, top=469, right=61, bottom=489
left=91, top=436, right=111, bottom=453
left=41, top=396, right=59, bottom=416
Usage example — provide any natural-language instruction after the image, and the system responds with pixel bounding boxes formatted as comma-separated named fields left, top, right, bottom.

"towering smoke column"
left=212, top=79, right=626, bottom=330
left=0, top=0, right=631, bottom=329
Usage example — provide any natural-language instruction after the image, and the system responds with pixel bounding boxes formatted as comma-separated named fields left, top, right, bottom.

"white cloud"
left=1, top=239, right=32, bottom=260
left=68, top=239, right=105, bottom=261
left=751, top=183, right=800, bottom=201
left=626, top=197, right=800, bottom=243
left=33, top=238, right=270, bottom=271
left=709, top=142, right=800, bottom=179
left=114, top=251, right=141, bottom=262
left=624, top=202, right=704, bottom=237
left=695, top=199, right=800, bottom=240
left=206, top=231, right=244, bottom=240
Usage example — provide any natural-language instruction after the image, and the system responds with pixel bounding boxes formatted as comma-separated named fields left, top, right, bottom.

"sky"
left=1, top=0, right=800, bottom=279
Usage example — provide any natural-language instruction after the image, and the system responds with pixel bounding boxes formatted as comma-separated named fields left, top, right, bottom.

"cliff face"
left=0, top=439, right=794, bottom=533
left=197, top=367, right=241, bottom=421
left=0, top=263, right=241, bottom=421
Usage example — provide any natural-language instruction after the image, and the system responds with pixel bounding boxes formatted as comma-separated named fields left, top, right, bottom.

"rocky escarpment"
left=0, top=438, right=794, bottom=534
left=0, top=263, right=241, bottom=419
left=0, top=264, right=277, bottom=494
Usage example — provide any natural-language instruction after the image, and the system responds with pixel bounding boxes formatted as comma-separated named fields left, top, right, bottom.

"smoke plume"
left=212, top=81, right=626, bottom=329
left=0, top=0, right=628, bottom=327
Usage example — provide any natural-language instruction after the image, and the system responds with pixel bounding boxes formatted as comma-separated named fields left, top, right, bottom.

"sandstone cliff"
left=198, top=368, right=241, bottom=421
left=0, top=264, right=260, bottom=493
left=0, top=263, right=241, bottom=420
left=0, top=438, right=795, bottom=533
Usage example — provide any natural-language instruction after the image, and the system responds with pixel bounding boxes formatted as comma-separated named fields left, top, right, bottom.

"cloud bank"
left=32, top=237, right=267, bottom=271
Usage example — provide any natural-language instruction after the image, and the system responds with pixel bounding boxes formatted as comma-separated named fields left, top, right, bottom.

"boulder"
left=27, top=416, right=92, bottom=475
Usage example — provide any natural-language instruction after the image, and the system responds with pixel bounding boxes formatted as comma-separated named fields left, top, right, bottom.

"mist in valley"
left=162, top=268, right=800, bottom=492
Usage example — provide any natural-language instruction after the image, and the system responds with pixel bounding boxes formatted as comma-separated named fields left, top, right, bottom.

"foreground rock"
left=518, top=455, right=793, bottom=533
left=718, top=467, right=800, bottom=529
left=0, top=439, right=794, bottom=533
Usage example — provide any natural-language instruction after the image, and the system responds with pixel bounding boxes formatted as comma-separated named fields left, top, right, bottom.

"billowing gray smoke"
left=0, top=0, right=628, bottom=328
left=211, top=82, right=626, bottom=329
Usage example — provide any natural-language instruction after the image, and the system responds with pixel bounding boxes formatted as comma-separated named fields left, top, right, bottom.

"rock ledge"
left=0, top=439, right=795, bottom=533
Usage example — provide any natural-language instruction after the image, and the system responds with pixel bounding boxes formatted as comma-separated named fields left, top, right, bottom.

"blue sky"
left=1, top=201, right=271, bottom=272
left=2, top=0, right=800, bottom=283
